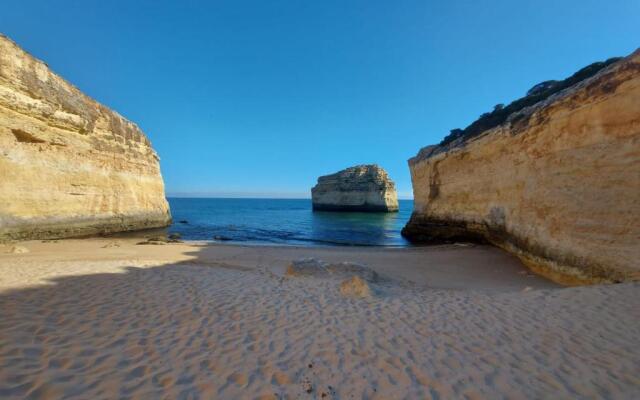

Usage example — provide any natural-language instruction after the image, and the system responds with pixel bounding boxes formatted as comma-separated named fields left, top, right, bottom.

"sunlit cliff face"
left=0, top=34, right=171, bottom=240
left=403, top=49, right=640, bottom=284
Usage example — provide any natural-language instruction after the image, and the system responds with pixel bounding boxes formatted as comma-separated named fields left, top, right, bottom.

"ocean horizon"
left=167, top=197, right=414, bottom=246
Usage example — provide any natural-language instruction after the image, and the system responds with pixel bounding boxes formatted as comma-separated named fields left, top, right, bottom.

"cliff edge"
left=0, top=35, right=171, bottom=240
left=403, top=49, right=640, bottom=284
left=312, top=165, right=399, bottom=212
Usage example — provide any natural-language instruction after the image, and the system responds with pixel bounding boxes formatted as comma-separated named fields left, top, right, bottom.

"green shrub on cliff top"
left=440, top=57, right=622, bottom=147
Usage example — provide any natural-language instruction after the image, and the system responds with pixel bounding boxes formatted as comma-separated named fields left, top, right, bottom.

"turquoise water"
left=167, top=198, right=413, bottom=246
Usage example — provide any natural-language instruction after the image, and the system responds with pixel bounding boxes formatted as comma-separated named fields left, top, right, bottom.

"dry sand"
left=0, top=238, right=638, bottom=399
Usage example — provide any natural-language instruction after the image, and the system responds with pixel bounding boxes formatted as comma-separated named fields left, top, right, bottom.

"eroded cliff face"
left=0, top=35, right=171, bottom=240
left=403, top=49, right=640, bottom=284
left=312, top=165, right=399, bottom=212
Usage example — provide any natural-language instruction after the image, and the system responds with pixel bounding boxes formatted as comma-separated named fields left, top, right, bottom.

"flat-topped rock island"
left=311, top=164, right=399, bottom=212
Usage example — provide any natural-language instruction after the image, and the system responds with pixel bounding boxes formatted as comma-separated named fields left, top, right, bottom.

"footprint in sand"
left=227, top=371, right=248, bottom=386
left=155, top=374, right=175, bottom=389
left=271, top=371, right=291, bottom=385
left=126, top=365, right=150, bottom=381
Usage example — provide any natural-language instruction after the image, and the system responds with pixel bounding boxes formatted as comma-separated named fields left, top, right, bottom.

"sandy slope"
left=0, top=239, right=638, bottom=399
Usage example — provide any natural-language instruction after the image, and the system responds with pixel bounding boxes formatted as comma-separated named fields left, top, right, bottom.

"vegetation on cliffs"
left=440, top=57, right=622, bottom=147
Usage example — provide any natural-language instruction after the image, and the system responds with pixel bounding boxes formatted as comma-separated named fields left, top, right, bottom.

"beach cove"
left=1, top=3, right=639, bottom=399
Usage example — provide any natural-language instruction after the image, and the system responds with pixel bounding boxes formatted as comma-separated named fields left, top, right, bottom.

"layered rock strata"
left=311, top=165, right=399, bottom=212
left=403, top=49, right=640, bottom=284
left=0, top=35, right=171, bottom=240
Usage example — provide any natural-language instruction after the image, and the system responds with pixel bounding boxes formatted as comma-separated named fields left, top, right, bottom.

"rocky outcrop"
left=286, top=258, right=377, bottom=298
left=286, top=258, right=379, bottom=282
left=0, top=35, right=171, bottom=240
left=311, top=165, right=399, bottom=212
left=339, top=276, right=372, bottom=298
left=403, top=49, right=640, bottom=284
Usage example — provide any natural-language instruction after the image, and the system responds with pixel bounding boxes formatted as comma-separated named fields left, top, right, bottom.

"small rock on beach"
left=339, top=276, right=372, bottom=298
left=5, top=245, right=29, bottom=254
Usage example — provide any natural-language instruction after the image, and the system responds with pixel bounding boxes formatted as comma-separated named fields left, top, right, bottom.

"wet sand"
left=0, top=239, right=638, bottom=399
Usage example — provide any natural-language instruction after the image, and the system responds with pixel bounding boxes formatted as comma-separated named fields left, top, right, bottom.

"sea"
left=166, top=198, right=413, bottom=246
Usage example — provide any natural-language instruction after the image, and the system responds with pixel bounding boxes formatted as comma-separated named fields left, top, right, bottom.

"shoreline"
left=1, top=237, right=557, bottom=293
left=8, top=232, right=604, bottom=287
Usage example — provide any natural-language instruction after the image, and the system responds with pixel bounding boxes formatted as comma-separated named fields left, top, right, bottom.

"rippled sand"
left=0, top=239, right=638, bottom=399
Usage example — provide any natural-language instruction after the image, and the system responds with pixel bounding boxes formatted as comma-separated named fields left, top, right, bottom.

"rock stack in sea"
left=0, top=34, right=171, bottom=240
left=311, top=165, right=399, bottom=212
left=402, top=49, right=640, bottom=284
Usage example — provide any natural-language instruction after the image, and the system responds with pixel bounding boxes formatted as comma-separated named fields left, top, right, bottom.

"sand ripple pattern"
left=0, top=262, right=639, bottom=399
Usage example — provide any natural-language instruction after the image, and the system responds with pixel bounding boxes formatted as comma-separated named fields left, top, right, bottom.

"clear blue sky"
left=2, top=1, right=638, bottom=198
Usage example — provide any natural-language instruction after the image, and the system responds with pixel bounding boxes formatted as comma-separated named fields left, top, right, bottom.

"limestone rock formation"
left=311, top=165, right=399, bottom=212
left=286, top=258, right=378, bottom=297
left=402, top=49, right=640, bottom=284
left=286, top=258, right=379, bottom=282
left=0, top=35, right=171, bottom=240
left=339, top=276, right=372, bottom=298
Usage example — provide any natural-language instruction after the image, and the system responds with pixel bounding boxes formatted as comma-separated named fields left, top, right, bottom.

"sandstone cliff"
left=0, top=35, right=171, bottom=240
left=312, top=165, right=399, bottom=212
left=403, top=49, right=640, bottom=284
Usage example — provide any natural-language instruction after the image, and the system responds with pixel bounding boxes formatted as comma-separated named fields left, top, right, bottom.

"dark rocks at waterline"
left=213, top=235, right=233, bottom=241
left=136, top=235, right=183, bottom=245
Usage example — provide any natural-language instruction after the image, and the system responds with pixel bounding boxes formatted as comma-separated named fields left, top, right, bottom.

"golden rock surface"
left=404, top=49, right=640, bottom=284
left=0, top=35, right=171, bottom=240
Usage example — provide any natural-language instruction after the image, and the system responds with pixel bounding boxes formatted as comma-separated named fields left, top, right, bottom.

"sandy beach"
left=0, top=238, right=638, bottom=399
